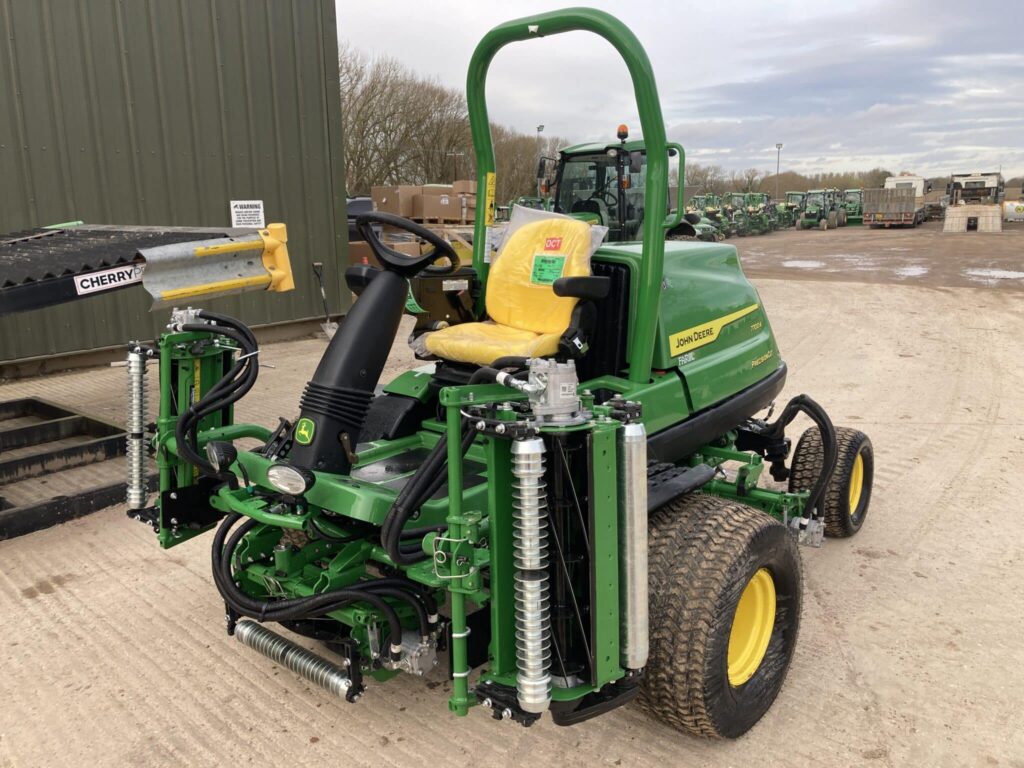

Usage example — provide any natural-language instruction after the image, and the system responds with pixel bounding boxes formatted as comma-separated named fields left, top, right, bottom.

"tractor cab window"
left=556, top=154, right=614, bottom=216
left=555, top=149, right=647, bottom=239
left=845, top=191, right=861, bottom=204
left=806, top=192, right=824, bottom=207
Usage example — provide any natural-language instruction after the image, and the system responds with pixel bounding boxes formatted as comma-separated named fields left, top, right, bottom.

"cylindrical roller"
left=512, top=437, right=551, bottom=714
left=235, top=620, right=351, bottom=698
left=618, top=421, right=648, bottom=670
left=126, top=347, right=148, bottom=510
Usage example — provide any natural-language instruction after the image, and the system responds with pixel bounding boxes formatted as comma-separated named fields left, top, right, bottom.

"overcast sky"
left=336, top=1, right=1024, bottom=177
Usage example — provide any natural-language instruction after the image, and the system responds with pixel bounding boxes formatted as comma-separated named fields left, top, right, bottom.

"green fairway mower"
left=722, top=193, right=752, bottom=236
left=744, top=192, right=778, bottom=232
left=797, top=188, right=845, bottom=230
left=775, top=192, right=806, bottom=229
left=127, top=8, right=872, bottom=740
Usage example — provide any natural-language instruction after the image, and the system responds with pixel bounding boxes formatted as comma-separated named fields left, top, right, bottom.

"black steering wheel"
left=356, top=212, right=459, bottom=277
left=589, top=188, right=618, bottom=208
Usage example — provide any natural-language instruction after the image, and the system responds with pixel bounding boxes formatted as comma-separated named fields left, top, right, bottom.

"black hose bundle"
left=212, top=514, right=437, bottom=655
left=174, top=310, right=260, bottom=484
left=380, top=422, right=475, bottom=565
left=378, top=364, right=508, bottom=565
left=759, top=394, right=838, bottom=521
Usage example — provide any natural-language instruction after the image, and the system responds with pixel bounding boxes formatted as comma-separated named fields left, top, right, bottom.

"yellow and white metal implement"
left=140, top=223, right=294, bottom=308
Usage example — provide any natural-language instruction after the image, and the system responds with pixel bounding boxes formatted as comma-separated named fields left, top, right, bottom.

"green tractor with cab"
left=842, top=188, right=863, bottom=226
left=544, top=130, right=698, bottom=243
left=128, top=8, right=873, bottom=742
left=797, top=188, right=846, bottom=230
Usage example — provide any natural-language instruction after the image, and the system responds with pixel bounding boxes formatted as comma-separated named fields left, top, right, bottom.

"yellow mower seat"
left=424, top=217, right=594, bottom=366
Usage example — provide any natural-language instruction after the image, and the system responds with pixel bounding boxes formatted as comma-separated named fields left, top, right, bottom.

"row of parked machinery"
left=685, top=189, right=864, bottom=240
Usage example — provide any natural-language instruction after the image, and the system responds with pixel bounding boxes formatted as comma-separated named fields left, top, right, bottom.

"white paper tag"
left=230, top=200, right=265, bottom=228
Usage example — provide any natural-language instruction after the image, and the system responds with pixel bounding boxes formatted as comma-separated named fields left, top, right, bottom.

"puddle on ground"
left=896, top=266, right=929, bottom=278
left=782, top=260, right=825, bottom=269
left=964, top=268, right=1024, bottom=281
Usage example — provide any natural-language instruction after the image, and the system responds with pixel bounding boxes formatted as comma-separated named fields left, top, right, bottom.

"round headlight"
left=267, top=463, right=314, bottom=495
left=205, top=440, right=238, bottom=472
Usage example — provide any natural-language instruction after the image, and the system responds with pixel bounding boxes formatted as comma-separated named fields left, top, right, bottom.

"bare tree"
left=340, top=45, right=566, bottom=199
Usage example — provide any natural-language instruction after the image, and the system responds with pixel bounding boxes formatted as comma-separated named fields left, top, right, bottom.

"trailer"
left=864, top=188, right=922, bottom=228
left=881, top=176, right=928, bottom=225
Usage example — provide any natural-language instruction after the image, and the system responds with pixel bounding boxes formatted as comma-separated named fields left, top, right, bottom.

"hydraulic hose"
left=760, top=394, right=838, bottom=520
left=381, top=420, right=475, bottom=565
left=174, top=312, right=260, bottom=482
left=212, top=514, right=405, bottom=657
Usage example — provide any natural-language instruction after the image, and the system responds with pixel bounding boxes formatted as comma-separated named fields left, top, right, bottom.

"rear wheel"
left=819, top=218, right=828, bottom=231
left=640, top=494, right=803, bottom=738
left=789, top=426, right=873, bottom=537
left=838, top=210, right=847, bottom=226
left=827, top=211, right=838, bottom=228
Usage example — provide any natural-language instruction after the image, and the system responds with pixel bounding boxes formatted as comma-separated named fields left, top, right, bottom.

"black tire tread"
left=789, top=426, right=871, bottom=537
left=639, top=494, right=796, bottom=738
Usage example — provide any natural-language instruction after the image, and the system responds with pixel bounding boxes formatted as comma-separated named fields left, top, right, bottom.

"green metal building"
left=0, top=0, right=349, bottom=365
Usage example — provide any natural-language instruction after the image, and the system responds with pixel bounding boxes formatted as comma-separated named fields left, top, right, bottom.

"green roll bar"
left=467, top=7, right=668, bottom=384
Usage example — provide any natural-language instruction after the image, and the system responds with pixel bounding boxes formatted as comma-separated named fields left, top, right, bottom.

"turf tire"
left=788, top=426, right=873, bottom=537
left=640, top=494, right=803, bottom=739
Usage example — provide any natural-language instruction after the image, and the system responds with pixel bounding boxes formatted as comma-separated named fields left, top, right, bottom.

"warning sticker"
left=230, top=200, right=265, bottom=228
left=530, top=254, right=566, bottom=285
left=74, top=263, right=145, bottom=296
left=484, top=172, right=496, bottom=226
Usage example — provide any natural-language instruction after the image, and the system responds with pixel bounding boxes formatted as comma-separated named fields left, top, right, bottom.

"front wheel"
left=640, top=494, right=803, bottom=738
left=789, top=426, right=874, bottom=537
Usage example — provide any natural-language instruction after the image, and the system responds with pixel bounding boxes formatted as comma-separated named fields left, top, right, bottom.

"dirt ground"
left=740, top=220, right=1024, bottom=290
left=1, top=226, right=1023, bottom=767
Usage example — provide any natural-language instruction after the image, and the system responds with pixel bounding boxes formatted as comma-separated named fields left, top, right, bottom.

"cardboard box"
left=414, top=192, right=460, bottom=221
left=348, top=239, right=423, bottom=270
left=421, top=184, right=453, bottom=197
left=452, top=180, right=477, bottom=195
left=388, top=241, right=423, bottom=257
left=348, top=240, right=380, bottom=269
left=371, top=185, right=420, bottom=217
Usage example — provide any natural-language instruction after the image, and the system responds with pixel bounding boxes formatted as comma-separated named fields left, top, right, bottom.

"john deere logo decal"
left=295, top=418, right=315, bottom=445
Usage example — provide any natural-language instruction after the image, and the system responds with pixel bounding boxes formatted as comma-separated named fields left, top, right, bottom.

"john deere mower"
left=127, top=8, right=872, bottom=739
left=744, top=192, right=778, bottom=232
left=775, top=192, right=806, bottom=229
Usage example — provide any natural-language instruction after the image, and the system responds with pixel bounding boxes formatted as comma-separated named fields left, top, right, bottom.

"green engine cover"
left=594, top=240, right=781, bottom=412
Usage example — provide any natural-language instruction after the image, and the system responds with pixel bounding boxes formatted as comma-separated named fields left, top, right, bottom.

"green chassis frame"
left=153, top=330, right=811, bottom=716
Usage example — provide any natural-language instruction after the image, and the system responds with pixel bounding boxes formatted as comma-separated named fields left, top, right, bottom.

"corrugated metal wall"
left=0, top=0, right=349, bottom=362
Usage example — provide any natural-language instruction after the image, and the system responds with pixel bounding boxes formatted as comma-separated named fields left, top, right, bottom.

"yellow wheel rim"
left=848, top=453, right=864, bottom=515
left=727, top=568, right=776, bottom=686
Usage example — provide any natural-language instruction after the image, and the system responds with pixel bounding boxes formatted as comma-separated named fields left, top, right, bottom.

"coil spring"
left=126, top=348, right=148, bottom=509
left=235, top=620, right=351, bottom=698
left=511, top=437, right=552, bottom=714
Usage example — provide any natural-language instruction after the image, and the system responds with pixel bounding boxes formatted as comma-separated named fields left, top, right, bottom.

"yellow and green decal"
left=669, top=304, right=759, bottom=356
left=295, top=418, right=316, bottom=445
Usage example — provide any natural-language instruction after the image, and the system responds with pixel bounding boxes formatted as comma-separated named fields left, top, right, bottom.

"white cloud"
left=335, top=0, right=1024, bottom=176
